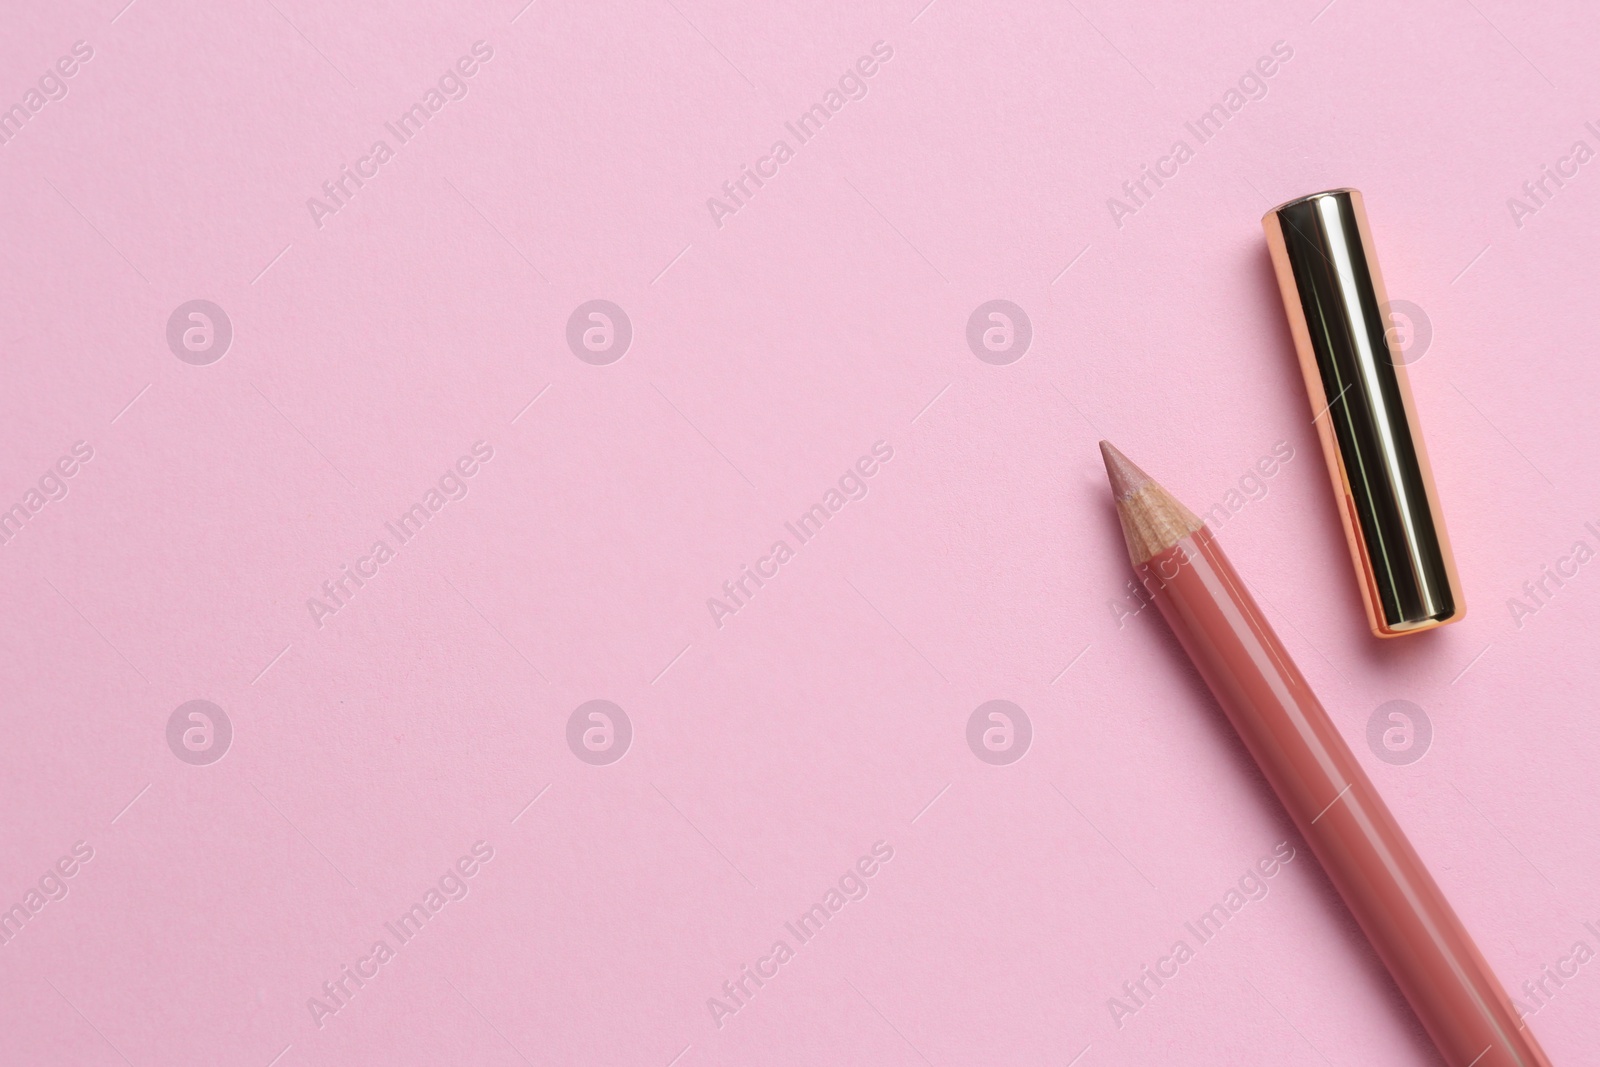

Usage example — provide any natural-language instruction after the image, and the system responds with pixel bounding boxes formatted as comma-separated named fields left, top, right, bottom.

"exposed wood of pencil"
left=1099, top=441, right=1203, bottom=566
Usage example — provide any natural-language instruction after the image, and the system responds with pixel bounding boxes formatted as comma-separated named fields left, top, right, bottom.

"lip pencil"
left=1099, top=441, right=1552, bottom=1067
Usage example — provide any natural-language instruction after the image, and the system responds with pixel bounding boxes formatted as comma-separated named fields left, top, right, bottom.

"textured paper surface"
left=2, top=1, right=1597, bottom=1064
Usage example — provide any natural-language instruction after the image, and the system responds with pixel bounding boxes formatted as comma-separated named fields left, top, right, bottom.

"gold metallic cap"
left=1262, top=189, right=1465, bottom=638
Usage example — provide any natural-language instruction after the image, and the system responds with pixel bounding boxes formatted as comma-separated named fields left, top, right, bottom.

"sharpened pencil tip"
left=1099, top=441, right=1151, bottom=501
left=1099, top=443, right=1205, bottom=563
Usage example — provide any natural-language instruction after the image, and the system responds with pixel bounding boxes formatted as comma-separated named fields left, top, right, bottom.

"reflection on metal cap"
left=1263, top=189, right=1465, bottom=637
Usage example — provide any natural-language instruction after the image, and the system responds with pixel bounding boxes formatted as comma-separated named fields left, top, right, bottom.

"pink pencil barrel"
left=1142, top=527, right=1551, bottom=1067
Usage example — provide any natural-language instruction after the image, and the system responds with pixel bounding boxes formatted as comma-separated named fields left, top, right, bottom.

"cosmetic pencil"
left=1099, top=441, right=1552, bottom=1067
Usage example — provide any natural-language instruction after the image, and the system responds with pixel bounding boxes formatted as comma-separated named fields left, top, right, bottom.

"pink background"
left=2, top=0, right=1597, bottom=1063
